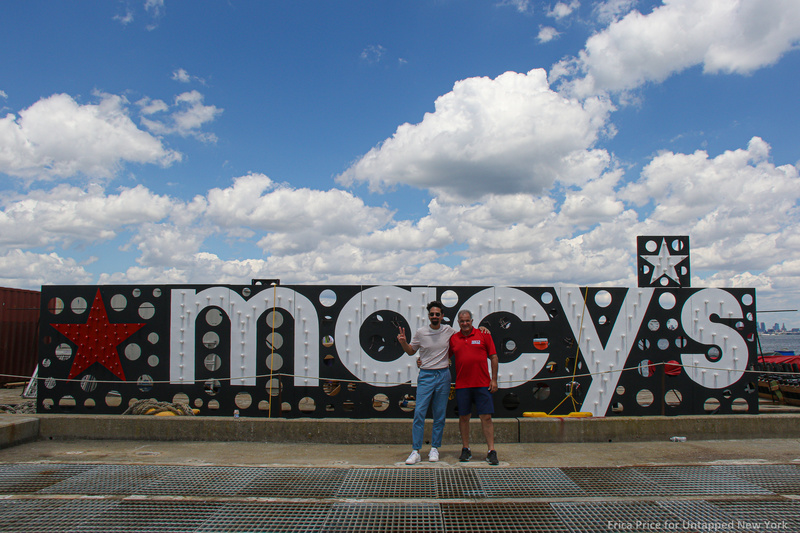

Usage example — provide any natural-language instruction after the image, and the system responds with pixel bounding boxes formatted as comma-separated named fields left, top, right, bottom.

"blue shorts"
left=456, top=387, right=495, bottom=416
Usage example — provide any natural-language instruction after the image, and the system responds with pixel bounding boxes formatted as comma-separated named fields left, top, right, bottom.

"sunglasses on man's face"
left=429, top=312, right=441, bottom=317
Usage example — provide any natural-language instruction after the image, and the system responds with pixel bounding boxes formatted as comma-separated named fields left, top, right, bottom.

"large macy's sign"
left=162, top=285, right=754, bottom=417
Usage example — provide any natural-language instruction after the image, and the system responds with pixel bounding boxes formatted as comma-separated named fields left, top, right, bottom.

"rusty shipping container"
left=0, top=287, right=40, bottom=385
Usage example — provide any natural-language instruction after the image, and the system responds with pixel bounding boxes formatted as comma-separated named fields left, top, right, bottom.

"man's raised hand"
left=397, top=326, right=407, bottom=344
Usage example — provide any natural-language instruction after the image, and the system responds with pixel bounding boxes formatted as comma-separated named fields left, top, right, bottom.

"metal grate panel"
left=40, top=464, right=165, bottom=495
left=440, top=502, right=569, bottom=532
left=237, top=467, right=347, bottom=498
left=552, top=501, right=681, bottom=533
left=0, top=499, right=69, bottom=531
left=137, top=466, right=262, bottom=497
left=1, top=499, right=119, bottom=533
left=718, top=465, right=800, bottom=495
left=435, top=469, right=485, bottom=499
left=634, top=466, right=775, bottom=496
left=712, top=500, right=800, bottom=533
left=197, top=501, right=332, bottom=532
left=74, top=499, right=225, bottom=533
left=0, top=464, right=96, bottom=494
left=475, top=468, right=586, bottom=498
left=322, top=502, right=443, bottom=533
left=656, top=500, right=754, bottom=533
left=336, top=469, right=437, bottom=499
left=563, top=467, right=670, bottom=497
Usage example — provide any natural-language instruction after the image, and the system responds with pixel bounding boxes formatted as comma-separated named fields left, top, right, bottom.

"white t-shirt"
left=409, top=324, right=456, bottom=370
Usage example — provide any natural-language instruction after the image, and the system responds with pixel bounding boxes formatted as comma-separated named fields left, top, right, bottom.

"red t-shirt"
left=449, top=327, right=496, bottom=389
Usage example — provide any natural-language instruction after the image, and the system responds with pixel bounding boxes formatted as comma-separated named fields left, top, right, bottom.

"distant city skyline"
left=759, top=321, right=800, bottom=334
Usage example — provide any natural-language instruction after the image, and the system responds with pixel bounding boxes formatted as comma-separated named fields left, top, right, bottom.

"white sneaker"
left=428, top=448, right=439, bottom=462
left=405, top=450, right=421, bottom=465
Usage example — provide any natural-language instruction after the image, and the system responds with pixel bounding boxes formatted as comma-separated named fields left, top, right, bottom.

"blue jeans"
left=412, top=368, right=451, bottom=450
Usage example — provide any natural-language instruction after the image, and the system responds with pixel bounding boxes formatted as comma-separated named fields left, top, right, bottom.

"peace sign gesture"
left=397, top=325, right=408, bottom=344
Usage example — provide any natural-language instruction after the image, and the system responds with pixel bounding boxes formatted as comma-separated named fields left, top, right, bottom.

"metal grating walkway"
left=1, top=463, right=798, bottom=532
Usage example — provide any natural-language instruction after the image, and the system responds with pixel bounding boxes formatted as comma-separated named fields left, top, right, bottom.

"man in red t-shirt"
left=449, top=309, right=499, bottom=465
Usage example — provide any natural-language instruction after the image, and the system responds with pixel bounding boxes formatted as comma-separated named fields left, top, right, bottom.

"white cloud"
left=0, top=93, right=181, bottom=181
left=0, top=249, right=93, bottom=287
left=558, top=169, right=625, bottom=228
left=129, top=222, right=211, bottom=268
left=497, top=0, right=532, bottom=14
left=360, top=45, right=386, bottom=64
left=144, top=0, right=165, bottom=30
left=623, top=137, right=797, bottom=225
left=337, top=69, right=615, bottom=201
left=171, top=68, right=205, bottom=85
left=0, top=90, right=8, bottom=99
left=622, top=136, right=800, bottom=277
left=538, top=26, right=560, bottom=43
left=137, top=97, right=169, bottom=115
left=114, top=9, right=134, bottom=25
left=99, top=265, right=189, bottom=285
left=553, top=0, right=800, bottom=97
left=3, top=136, right=795, bottom=316
left=547, top=1, right=580, bottom=20
left=145, top=0, right=164, bottom=15
left=353, top=214, right=453, bottom=254
left=593, top=0, right=637, bottom=24
left=0, top=183, right=175, bottom=248
left=172, top=68, right=191, bottom=83
left=139, top=90, right=223, bottom=142
left=203, top=173, right=394, bottom=255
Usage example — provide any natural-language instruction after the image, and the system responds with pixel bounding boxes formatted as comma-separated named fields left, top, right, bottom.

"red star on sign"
left=52, top=289, right=146, bottom=381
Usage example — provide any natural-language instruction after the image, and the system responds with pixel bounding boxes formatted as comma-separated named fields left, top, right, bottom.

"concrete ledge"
left=33, top=415, right=520, bottom=445
left=519, top=414, right=800, bottom=442
left=0, top=417, right=39, bottom=449
left=5, top=413, right=799, bottom=446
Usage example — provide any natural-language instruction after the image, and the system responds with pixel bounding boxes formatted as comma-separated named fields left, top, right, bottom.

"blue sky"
left=1, top=0, right=799, bottom=328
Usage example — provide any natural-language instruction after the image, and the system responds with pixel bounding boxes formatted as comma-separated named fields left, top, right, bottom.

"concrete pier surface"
left=2, top=385, right=800, bottom=532
left=1, top=429, right=799, bottom=533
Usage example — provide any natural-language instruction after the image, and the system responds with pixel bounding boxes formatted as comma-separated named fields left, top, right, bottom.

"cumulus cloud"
left=0, top=184, right=175, bottom=248
left=337, top=69, right=615, bottom=201
left=171, top=68, right=205, bottom=85
left=0, top=93, right=181, bottom=181
left=3, top=138, right=796, bottom=316
left=0, top=250, right=93, bottom=287
left=203, top=173, right=394, bottom=255
left=172, top=68, right=191, bottom=83
left=139, top=90, right=223, bottom=142
left=538, top=27, right=560, bottom=43
left=553, top=0, right=800, bottom=97
left=497, top=0, right=532, bottom=14
left=547, top=1, right=580, bottom=20
left=129, top=222, right=211, bottom=268
left=328, top=133, right=797, bottom=293
left=593, top=0, right=637, bottom=24
left=622, top=137, right=800, bottom=271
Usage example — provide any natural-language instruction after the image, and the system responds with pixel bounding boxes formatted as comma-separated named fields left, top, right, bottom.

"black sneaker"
left=486, top=450, right=499, bottom=465
left=459, top=447, right=472, bottom=462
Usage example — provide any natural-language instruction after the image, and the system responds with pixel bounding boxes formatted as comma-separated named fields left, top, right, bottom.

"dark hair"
left=427, top=301, right=444, bottom=312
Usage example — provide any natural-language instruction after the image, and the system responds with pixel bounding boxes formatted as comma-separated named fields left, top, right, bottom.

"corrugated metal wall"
left=0, top=287, right=40, bottom=385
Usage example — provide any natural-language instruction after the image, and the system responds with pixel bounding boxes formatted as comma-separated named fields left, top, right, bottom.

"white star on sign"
left=641, top=238, right=684, bottom=284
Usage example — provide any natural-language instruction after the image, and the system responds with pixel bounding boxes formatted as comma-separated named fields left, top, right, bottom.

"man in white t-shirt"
left=397, top=300, right=453, bottom=464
